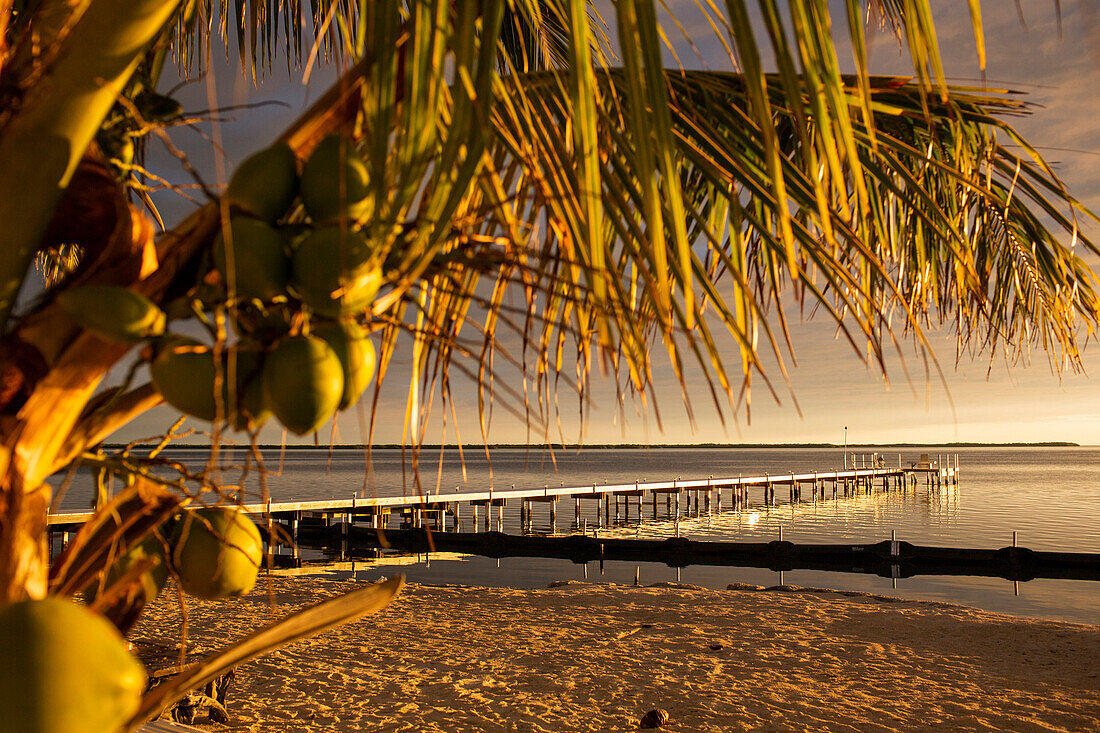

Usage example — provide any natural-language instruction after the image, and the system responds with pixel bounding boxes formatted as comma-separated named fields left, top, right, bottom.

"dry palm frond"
left=33, top=244, right=83, bottom=287
left=355, top=53, right=1098, bottom=438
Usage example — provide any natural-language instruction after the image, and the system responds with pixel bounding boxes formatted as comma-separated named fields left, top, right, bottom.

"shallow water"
left=53, top=445, right=1100, bottom=624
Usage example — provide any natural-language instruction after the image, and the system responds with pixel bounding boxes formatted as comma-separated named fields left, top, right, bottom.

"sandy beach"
left=131, top=576, right=1100, bottom=732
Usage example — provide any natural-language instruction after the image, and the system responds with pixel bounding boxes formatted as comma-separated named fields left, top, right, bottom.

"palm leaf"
left=126, top=576, right=405, bottom=729
left=277, top=0, right=1095, bottom=436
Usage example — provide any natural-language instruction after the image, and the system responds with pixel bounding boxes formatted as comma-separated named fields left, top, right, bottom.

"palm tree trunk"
left=0, top=0, right=182, bottom=325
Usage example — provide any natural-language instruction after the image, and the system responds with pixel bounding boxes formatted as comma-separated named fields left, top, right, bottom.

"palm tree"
left=0, top=1, right=1095, bottom=728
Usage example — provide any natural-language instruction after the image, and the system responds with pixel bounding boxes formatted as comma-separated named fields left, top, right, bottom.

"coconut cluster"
left=207, top=135, right=380, bottom=435
left=57, top=135, right=381, bottom=436
left=0, top=506, right=261, bottom=733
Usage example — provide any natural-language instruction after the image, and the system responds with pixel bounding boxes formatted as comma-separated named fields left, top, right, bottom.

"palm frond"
left=156, top=0, right=609, bottom=81
left=226, top=0, right=1082, bottom=444
left=11, top=0, right=1090, bottom=444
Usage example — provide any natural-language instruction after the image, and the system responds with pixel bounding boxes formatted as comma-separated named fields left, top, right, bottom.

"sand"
left=131, top=576, right=1100, bottom=732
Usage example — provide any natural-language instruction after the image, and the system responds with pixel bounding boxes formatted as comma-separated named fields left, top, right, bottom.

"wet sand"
left=132, top=577, right=1100, bottom=732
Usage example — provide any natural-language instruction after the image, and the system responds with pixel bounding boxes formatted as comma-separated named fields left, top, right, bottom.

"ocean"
left=53, top=445, right=1100, bottom=625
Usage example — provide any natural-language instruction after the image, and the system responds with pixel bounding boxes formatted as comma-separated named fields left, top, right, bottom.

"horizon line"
left=103, top=440, right=1084, bottom=450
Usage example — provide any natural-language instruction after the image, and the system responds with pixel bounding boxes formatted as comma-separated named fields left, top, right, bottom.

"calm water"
left=54, top=445, right=1100, bottom=625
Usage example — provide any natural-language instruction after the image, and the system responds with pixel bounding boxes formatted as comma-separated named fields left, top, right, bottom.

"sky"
left=123, top=2, right=1100, bottom=447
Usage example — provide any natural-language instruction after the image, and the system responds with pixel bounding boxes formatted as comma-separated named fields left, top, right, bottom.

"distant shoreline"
left=104, top=441, right=1082, bottom=450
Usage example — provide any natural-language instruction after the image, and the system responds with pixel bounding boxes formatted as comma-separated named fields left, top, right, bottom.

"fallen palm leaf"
left=125, top=575, right=405, bottom=729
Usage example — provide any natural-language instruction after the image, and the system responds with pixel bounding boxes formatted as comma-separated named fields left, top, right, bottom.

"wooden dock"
left=47, top=460, right=960, bottom=548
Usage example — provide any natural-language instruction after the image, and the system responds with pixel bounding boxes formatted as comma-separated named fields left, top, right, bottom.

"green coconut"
left=86, top=534, right=169, bottom=607
left=262, top=334, right=344, bottom=435
left=313, top=320, right=376, bottom=410
left=300, top=134, right=372, bottom=224
left=171, top=507, right=263, bottom=600
left=291, top=226, right=382, bottom=317
left=135, top=90, right=183, bottom=122
left=214, top=217, right=290, bottom=302
left=150, top=337, right=219, bottom=421
left=150, top=338, right=272, bottom=429
left=226, top=142, right=299, bottom=223
left=57, top=285, right=166, bottom=344
left=0, top=598, right=146, bottom=733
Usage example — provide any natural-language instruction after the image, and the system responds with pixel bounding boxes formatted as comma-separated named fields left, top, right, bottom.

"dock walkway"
left=48, top=459, right=959, bottom=537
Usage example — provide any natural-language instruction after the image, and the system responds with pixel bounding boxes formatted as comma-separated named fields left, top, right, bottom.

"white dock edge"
left=46, top=466, right=925, bottom=527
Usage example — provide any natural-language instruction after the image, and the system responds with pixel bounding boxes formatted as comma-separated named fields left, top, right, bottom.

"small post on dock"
left=291, top=512, right=300, bottom=560
left=264, top=500, right=275, bottom=561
